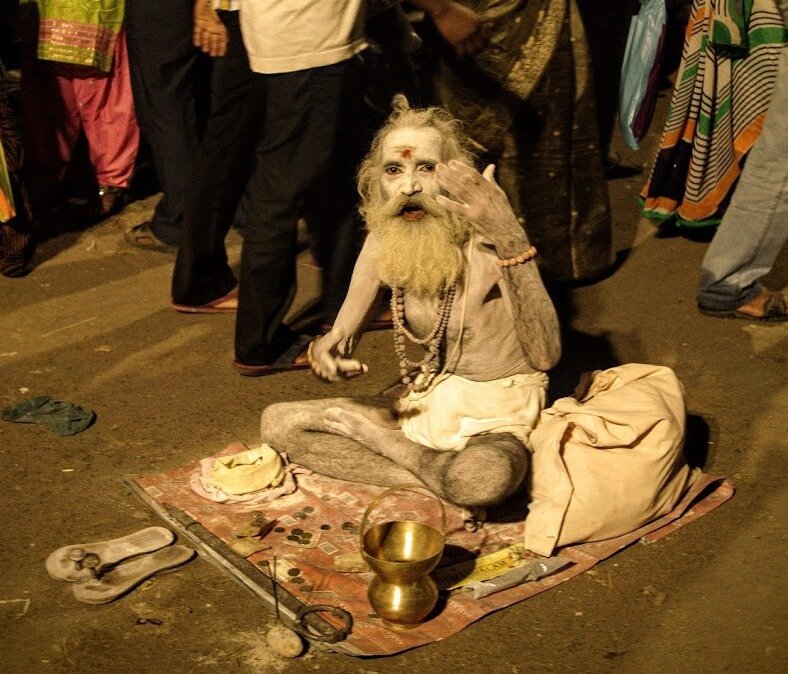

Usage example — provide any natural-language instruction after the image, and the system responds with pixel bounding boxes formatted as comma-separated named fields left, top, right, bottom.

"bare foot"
left=323, top=407, right=389, bottom=450
left=700, top=288, right=787, bottom=322
left=459, top=506, right=487, bottom=531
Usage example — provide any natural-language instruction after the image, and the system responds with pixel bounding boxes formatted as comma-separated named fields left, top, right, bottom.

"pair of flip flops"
left=46, top=527, right=195, bottom=604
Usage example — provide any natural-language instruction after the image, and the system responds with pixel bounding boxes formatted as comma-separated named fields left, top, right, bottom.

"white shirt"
left=240, top=0, right=367, bottom=74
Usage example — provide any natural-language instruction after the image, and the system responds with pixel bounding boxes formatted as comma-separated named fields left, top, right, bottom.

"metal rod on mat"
left=267, top=557, right=281, bottom=621
left=159, top=501, right=337, bottom=640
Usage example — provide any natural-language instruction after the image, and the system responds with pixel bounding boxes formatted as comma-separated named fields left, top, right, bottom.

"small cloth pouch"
left=202, top=444, right=285, bottom=496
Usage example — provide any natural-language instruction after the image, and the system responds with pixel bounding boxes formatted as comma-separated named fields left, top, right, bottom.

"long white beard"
left=366, top=194, right=471, bottom=297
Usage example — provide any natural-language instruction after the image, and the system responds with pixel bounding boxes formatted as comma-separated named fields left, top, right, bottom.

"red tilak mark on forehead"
left=400, top=148, right=413, bottom=158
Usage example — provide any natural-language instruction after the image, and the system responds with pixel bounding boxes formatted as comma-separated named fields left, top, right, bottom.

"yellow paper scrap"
left=433, top=543, right=531, bottom=590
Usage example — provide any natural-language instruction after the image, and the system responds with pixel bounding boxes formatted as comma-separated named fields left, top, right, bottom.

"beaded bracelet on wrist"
left=496, top=245, right=537, bottom=268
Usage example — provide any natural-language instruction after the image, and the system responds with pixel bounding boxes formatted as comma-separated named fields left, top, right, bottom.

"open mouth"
left=399, top=204, right=426, bottom=221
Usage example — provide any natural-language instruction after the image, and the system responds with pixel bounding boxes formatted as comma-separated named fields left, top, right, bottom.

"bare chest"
left=399, top=260, right=530, bottom=378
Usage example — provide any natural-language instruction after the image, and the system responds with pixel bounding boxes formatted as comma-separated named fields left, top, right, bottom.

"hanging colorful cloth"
left=36, top=0, right=125, bottom=73
left=640, top=0, right=787, bottom=227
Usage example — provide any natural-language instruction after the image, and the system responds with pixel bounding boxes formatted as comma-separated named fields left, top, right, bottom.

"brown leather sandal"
left=699, top=290, right=787, bottom=322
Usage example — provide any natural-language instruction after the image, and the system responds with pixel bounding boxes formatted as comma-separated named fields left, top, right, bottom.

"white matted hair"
left=357, top=94, right=475, bottom=221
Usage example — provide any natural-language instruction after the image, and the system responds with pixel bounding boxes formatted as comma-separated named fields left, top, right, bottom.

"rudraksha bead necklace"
left=390, top=283, right=456, bottom=390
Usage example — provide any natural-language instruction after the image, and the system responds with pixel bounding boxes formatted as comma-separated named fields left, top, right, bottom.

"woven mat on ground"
left=126, top=454, right=732, bottom=657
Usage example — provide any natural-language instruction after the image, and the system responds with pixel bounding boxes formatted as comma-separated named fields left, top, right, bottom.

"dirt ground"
left=1, top=102, right=786, bottom=673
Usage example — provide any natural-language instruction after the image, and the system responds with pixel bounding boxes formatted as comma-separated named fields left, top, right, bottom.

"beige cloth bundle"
left=524, top=364, right=699, bottom=556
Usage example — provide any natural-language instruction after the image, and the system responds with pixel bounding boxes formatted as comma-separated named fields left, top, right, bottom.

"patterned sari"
left=429, top=0, right=612, bottom=282
left=0, top=78, right=32, bottom=276
left=641, top=0, right=787, bottom=227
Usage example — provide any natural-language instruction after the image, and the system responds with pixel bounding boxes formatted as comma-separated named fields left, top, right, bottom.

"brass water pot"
left=360, top=485, right=446, bottom=630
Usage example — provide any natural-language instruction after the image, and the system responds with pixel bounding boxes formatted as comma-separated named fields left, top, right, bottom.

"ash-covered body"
left=261, top=98, right=560, bottom=509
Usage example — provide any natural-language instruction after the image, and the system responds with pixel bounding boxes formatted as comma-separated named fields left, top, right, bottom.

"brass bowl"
left=367, top=573, right=439, bottom=630
left=360, top=486, right=447, bottom=629
left=362, top=521, right=444, bottom=581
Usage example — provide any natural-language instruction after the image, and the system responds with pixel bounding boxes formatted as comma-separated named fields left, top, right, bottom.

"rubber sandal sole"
left=699, top=306, right=787, bottom=322
left=46, top=526, right=175, bottom=582
left=171, top=287, right=239, bottom=314
left=72, top=545, right=195, bottom=604
left=233, top=335, right=314, bottom=377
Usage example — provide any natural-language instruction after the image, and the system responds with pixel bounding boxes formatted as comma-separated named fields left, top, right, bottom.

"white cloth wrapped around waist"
left=397, top=372, right=549, bottom=451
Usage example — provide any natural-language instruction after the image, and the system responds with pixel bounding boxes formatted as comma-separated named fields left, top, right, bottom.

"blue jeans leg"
left=697, top=40, right=788, bottom=312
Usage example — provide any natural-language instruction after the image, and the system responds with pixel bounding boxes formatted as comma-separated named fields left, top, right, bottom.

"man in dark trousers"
left=169, top=0, right=487, bottom=376
left=170, top=0, right=254, bottom=313
left=124, top=0, right=204, bottom=250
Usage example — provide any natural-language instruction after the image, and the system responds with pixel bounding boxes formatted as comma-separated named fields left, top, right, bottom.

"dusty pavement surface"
left=1, top=121, right=786, bottom=672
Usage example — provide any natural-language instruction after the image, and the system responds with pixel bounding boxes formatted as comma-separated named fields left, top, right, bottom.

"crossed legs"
left=260, top=397, right=529, bottom=508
